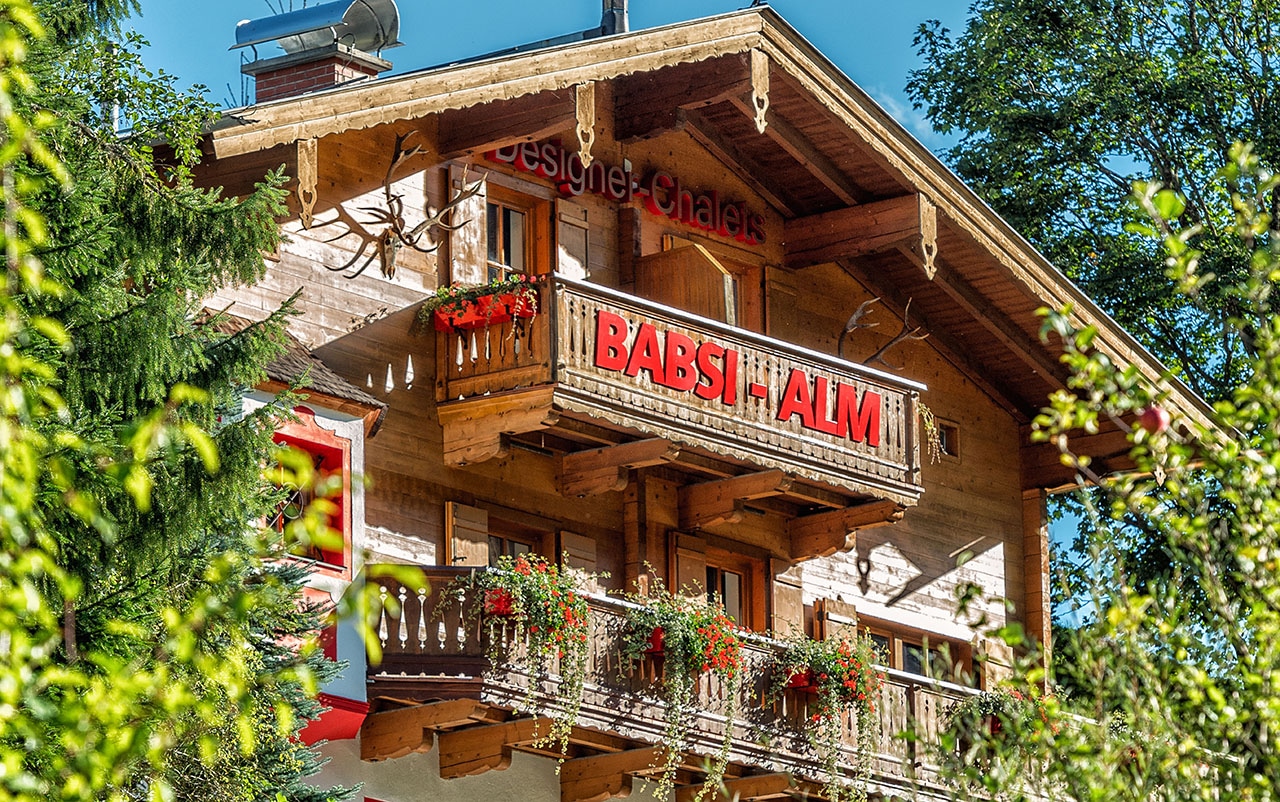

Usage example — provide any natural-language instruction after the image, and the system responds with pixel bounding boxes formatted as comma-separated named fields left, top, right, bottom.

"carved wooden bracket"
left=679, top=469, right=793, bottom=530
left=788, top=499, right=903, bottom=560
left=439, top=387, right=559, bottom=467
left=359, top=699, right=487, bottom=762
left=750, top=49, right=769, bottom=134
left=438, top=718, right=552, bottom=779
left=575, top=82, right=597, bottom=168
left=558, top=437, right=680, bottom=497
left=561, top=746, right=666, bottom=802
left=784, top=193, right=937, bottom=270
left=296, top=137, right=318, bottom=229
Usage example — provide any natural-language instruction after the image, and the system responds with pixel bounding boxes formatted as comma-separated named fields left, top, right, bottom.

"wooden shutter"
left=669, top=532, right=707, bottom=598
left=448, top=164, right=487, bottom=286
left=558, top=530, right=597, bottom=572
left=977, top=638, right=1014, bottom=689
left=557, top=202, right=589, bottom=279
left=770, top=558, right=805, bottom=638
left=635, top=243, right=736, bottom=325
left=814, top=597, right=859, bottom=641
left=444, top=501, right=489, bottom=567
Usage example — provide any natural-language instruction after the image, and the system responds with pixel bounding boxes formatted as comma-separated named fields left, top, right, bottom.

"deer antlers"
left=838, top=297, right=930, bottom=369
left=317, top=131, right=486, bottom=279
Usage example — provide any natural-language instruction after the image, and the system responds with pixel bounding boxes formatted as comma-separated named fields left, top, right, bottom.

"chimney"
left=232, top=0, right=402, bottom=104
left=601, top=0, right=629, bottom=35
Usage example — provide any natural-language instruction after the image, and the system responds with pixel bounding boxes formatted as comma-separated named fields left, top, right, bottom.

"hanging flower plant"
left=445, top=554, right=592, bottom=756
left=943, top=687, right=1057, bottom=763
left=769, top=634, right=885, bottom=802
left=619, top=581, right=745, bottom=802
left=419, top=273, right=540, bottom=332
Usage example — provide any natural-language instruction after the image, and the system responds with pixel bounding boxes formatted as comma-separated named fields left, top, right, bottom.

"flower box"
left=643, top=625, right=665, bottom=655
left=431, top=292, right=537, bottom=331
left=785, top=668, right=819, bottom=694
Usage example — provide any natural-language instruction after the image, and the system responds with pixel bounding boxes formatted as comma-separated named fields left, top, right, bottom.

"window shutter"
left=557, top=203, right=589, bottom=279
left=977, top=638, right=1014, bottom=689
left=444, top=501, right=489, bottom=567
left=635, top=243, right=736, bottom=325
left=769, top=558, right=805, bottom=638
left=669, top=532, right=707, bottom=598
left=814, top=597, right=859, bottom=641
left=448, top=164, right=487, bottom=286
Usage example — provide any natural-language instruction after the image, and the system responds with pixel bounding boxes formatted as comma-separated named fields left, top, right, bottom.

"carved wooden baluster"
left=437, top=620, right=447, bottom=651
left=416, top=587, right=428, bottom=651
left=469, top=332, right=478, bottom=364
left=397, top=586, right=409, bottom=652
left=377, top=585, right=390, bottom=648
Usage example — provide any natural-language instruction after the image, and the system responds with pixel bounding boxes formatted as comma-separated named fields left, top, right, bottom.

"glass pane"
left=510, top=541, right=532, bottom=557
left=506, top=209, right=525, bottom=271
left=721, top=570, right=742, bottom=624
left=904, top=643, right=925, bottom=676
left=486, top=202, right=499, bottom=262
left=870, top=633, right=890, bottom=663
left=488, top=535, right=502, bottom=568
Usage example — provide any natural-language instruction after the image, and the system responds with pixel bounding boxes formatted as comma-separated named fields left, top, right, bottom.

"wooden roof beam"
left=558, top=437, right=681, bottom=497
left=680, top=469, right=793, bottom=529
left=681, top=108, right=801, bottom=217
left=785, top=193, right=933, bottom=270
left=614, top=56, right=752, bottom=142
left=728, top=95, right=872, bottom=206
left=437, top=717, right=554, bottom=779
left=788, top=499, right=903, bottom=560
left=560, top=745, right=666, bottom=802
left=359, top=699, right=488, bottom=761
left=438, top=90, right=576, bottom=158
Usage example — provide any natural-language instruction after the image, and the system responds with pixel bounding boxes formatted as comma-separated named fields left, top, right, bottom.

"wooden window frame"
left=857, top=615, right=976, bottom=687
left=486, top=183, right=552, bottom=282
left=271, top=407, right=353, bottom=580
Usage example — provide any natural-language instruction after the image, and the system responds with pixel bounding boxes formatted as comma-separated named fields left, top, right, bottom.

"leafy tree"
left=937, top=145, right=1280, bottom=801
left=908, top=0, right=1278, bottom=403
left=0, top=1, right=356, bottom=799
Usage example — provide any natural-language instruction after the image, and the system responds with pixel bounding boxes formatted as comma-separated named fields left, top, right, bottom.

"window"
left=938, top=420, right=960, bottom=459
left=706, top=565, right=744, bottom=624
left=487, top=199, right=527, bottom=282
left=488, top=533, right=535, bottom=568
left=863, top=620, right=975, bottom=686
left=269, top=408, right=352, bottom=577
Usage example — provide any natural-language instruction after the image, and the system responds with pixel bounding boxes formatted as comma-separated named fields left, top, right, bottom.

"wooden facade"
left=197, top=4, right=1210, bottom=800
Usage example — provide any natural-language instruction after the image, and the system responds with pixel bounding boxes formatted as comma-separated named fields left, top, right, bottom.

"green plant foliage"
left=619, top=580, right=743, bottom=802
left=769, top=634, right=884, bottom=802
left=948, top=144, right=1280, bottom=800
left=0, top=1, right=358, bottom=799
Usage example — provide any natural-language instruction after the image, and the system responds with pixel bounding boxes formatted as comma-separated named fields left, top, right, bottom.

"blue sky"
left=127, top=0, right=968, bottom=147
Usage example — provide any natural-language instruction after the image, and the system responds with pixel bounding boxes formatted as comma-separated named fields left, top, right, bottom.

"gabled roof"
left=207, top=6, right=1211, bottom=488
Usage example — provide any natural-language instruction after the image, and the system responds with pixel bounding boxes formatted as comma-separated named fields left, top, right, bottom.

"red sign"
left=593, top=310, right=880, bottom=446
left=487, top=141, right=767, bottom=246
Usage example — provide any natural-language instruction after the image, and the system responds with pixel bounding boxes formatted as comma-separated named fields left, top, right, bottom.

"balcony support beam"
left=788, top=499, right=904, bottom=560
left=674, top=772, right=812, bottom=802
left=784, top=194, right=935, bottom=270
left=359, top=699, right=488, bottom=762
left=559, top=438, right=681, bottom=497
left=438, top=717, right=555, bottom=779
left=679, top=470, right=794, bottom=530
left=560, top=746, right=666, bottom=802
left=439, top=386, right=560, bottom=467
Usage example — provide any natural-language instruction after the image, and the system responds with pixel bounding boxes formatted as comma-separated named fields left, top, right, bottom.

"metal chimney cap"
left=232, top=0, right=402, bottom=55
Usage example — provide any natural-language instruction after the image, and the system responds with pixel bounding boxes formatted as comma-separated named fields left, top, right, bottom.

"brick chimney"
left=232, top=0, right=401, bottom=104
left=243, top=44, right=391, bottom=103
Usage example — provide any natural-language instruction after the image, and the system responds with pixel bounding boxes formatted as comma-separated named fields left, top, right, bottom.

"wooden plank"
left=359, top=699, right=487, bottom=761
left=438, top=387, right=560, bottom=466
left=673, top=772, right=795, bottom=802
left=437, top=717, right=554, bottom=779
left=614, top=56, right=752, bottom=142
left=558, top=438, right=680, bottom=497
left=728, top=95, right=871, bottom=205
left=788, top=499, right=902, bottom=560
left=439, top=91, right=576, bottom=158
left=680, top=108, right=799, bottom=217
left=784, top=194, right=926, bottom=269
left=679, top=470, right=793, bottom=530
left=560, top=746, right=666, bottom=802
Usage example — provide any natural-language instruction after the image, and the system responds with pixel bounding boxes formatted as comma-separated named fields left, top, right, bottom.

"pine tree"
left=0, top=1, right=354, bottom=798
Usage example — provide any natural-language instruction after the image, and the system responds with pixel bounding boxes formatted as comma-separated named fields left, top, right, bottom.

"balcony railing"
left=433, top=276, right=925, bottom=504
left=370, top=568, right=977, bottom=793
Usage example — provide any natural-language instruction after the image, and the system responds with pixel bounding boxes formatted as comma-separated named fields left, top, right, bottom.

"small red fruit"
left=1137, top=405, right=1170, bottom=434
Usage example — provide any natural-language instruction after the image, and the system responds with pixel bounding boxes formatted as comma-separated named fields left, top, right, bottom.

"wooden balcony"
left=433, top=276, right=925, bottom=508
left=363, top=569, right=977, bottom=800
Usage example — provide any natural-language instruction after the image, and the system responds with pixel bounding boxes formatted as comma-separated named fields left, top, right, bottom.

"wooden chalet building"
left=198, top=1, right=1209, bottom=800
